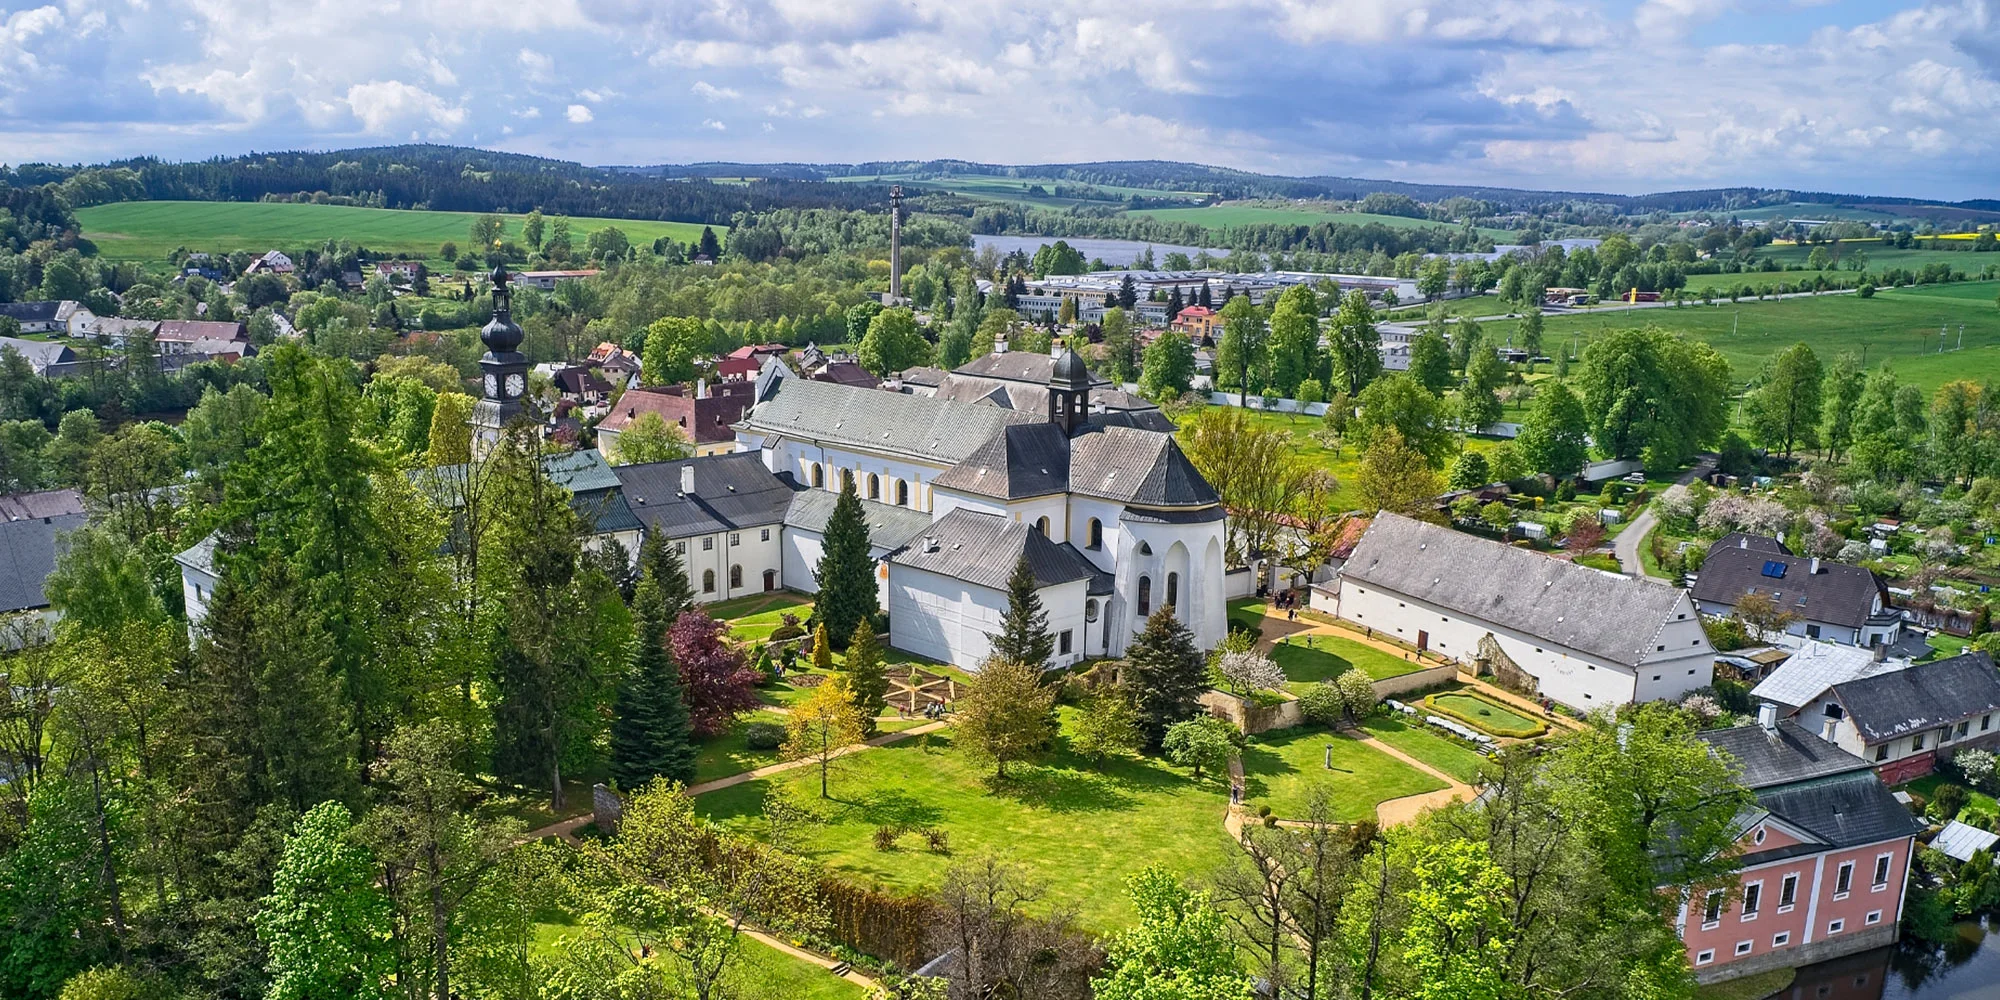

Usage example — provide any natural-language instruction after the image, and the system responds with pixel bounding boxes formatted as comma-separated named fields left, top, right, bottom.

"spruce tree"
left=609, top=575, right=698, bottom=790
left=1125, top=607, right=1206, bottom=750
left=813, top=474, right=876, bottom=648
left=989, top=556, right=1054, bottom=668
left=638, top=532, right=696, bottom=622
left=811, top=620, right=833, bottom=672
left=846, top=620, right=889, bottom=734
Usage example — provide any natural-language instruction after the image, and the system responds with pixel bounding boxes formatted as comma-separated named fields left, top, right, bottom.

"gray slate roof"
left=0, top=301, right=60, bottom=324
left=1698, top=722, right=1922, bottom=859
left=952, top=352, right=1110, bottom=388
left=424, top=450, right=640, bottom=536
left=931, top=423, right=1072, bottom=499
left=1067, top=425, right=1218, bottom=507
left=1692, top=541, right=1885, bottom=629
left=1749, top=640, right=1903, bottom=711
left=1340, top=512, right=1706, bottom=668
left=614, top=452, right=797, bottom=538
left=0, top=508, right=88, bottom=612
left=783, top=489, right=932, bottom=552
left=888, top=508, right=1099, bottom=591
left=896, top=366, right=948, bottom=388
left=0, top=489, right=83, bottom=522
left=742, top=376, right=1040, bottom=465
left=1699, top=721, right=1876, bottom=789
left=1828, top=651, right=2000, bottom=743
left=0, top=337, right=74, bottom=371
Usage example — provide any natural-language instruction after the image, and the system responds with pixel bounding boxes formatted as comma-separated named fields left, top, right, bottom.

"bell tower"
left=470, top=266, right=530, bottom=456
left=1048, top=344, right=1091, bottom=436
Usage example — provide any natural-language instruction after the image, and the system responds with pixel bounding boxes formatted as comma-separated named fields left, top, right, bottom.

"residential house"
left=550, top=365, right=612, bottom=405
left=1679, top=714, right=1923, bottom=984
left=1317, top=512, right=1715, bottom=708
left=373, top=260, right=421, bottom=281
left=598, top=381, right=756, bottom=459
left=244, top=250, right=295, bottom=275
left=811, top=360, right=881, bottom=390
left=890, top=366, right=948, bottom=396
left=0, top=300, right=92, bottom=335
left=1783, top=651, right=2000, bottom=783
left=613, top=453, right=796, bottom=601
left=0, top=337, right=76, bottom=375
left=1692, top=535, right=1902, bottom=648
left=715, top=355, right=762, bottom=382
left=155, top=319, right=249, bottom=357
left=0, top=489, right=88, bottom=633
left=82, top=316, right=161, bottom=345
left=1169, top=305, right=1221, bottom=342
left=1748, top=640, right=1907, bottom=714
left=512, top=269, right=600, bottom=292
left=587, top=342, right=643, bottom=386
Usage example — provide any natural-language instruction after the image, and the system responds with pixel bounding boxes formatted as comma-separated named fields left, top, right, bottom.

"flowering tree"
left=1653, top=483, right=1698, bottom=529
left=1215, top=650, right=1287, bottom=695
left=669, top=611, right=762, bottom=738
left=1698, top=494, right=1791, bottom=538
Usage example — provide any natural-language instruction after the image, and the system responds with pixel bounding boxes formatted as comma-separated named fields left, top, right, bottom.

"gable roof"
left=1697, top=722, right=1923, bottom=859
left=156, top=319, right=247, bottom=343
left=1698, top=720, right=1876, bottom=789
left=1749, top=640, right=1905, bottom=711
left=1066, top=425, right=1218, bottom=507
left=742, top=376, right=1040, bottom=466
left=1691, top=544, right=1885, bottom=629
left=1933, top=820, right=2000, bottom=862
left=0, top=301, right=61, bottom=323
left=931, top=423, right=1072, bottom=500
left=1340, top=512, right=1707, bottom=668
left=782, top=489, right=932, bottom=552
left=1712, top=532, right=1791, bottom=556
left=887, top=507, right=1099, bottom=591
left=1828, top=651, right=2000, bottom=743
left=0, top=508, right=88, bottom=612
left=951, top=351, right=1111, bottom=388
left=612, top=452, right=797, bottom=537
left=0, top=338, right=74, bottom=371
left=0, top=489, right=83, bottom=522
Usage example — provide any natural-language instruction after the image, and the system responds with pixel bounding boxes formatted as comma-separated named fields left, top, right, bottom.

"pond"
left=1783, top=920, right=2000, bottom=999
left=969, top=234, right=1228, bottom=267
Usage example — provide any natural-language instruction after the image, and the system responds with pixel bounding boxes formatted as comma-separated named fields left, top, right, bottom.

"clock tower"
left=470, top=266, right=529, bottom=456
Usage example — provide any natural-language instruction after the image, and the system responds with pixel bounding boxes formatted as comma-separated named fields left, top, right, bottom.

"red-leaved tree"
left=669, top=610, right=762, bottom=738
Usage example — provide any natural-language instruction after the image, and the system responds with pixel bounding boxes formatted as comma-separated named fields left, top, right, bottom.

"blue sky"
left=0, top=0, right=1994, bottom=200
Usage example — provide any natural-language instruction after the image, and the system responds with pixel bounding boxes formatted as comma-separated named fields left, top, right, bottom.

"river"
left=1780, top=920, right=2000, bottom=999
left=969, top=234, right=1230, bottom=268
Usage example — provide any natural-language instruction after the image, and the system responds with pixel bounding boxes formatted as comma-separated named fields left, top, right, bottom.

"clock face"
left=506, top=373, right=525, bottom=397
left=483, top=373, right=497, bottom=397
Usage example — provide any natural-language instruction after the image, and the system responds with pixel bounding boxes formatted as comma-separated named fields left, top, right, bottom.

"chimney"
left=696, top=378, right=708, bottom=400
left=1821, top=717, right=1838, bottom=742
left=1738, top=536, right=1748, bottom=549
left=1809, top=557, right=1821, bottom=574
left=1757, top=702, right=1777, bottom=734
left=680, top=465, right=695, bottom=495
left=995, top=336, right=1009, bottom=355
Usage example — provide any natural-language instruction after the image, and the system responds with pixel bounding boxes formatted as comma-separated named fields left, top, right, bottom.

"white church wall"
left=758, top=437, right=946, bottom=512
left=887, top=564, right=1089, bottom=670
left=782, top=526, right=895, bottom=611
left=1067, top=496, right=1126, bottom=574
left=1113, top=513, right=1228, bottom=651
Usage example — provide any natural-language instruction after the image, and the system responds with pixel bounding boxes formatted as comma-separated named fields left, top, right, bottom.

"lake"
left=1781, top=920, right=2000, bottom=999
left=970, top=234, right=1229, bottom=267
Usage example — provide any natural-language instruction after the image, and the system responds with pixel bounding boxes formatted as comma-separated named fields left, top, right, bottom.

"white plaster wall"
left=179, top=562, right=219, bottom=627
left=672, top=526, right=785, bottom=603
left=1067, top=496, right=1125, bottom=572
left=759, top=437, right=947, bottom=512
left=888, top=564, right=1088, bottom=670
left=1114, top=512, right=1228, bottom=652
left=782, top=525, right=896, bottom=610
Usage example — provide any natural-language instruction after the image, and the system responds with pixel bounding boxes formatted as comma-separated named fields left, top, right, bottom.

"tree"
left=782, top=676, right=867, bottom=798
left=1460, top=348, right=1506, bottom=430
left=1820, top=352, right=1866, bottom=462
left=811, top=620, right=832, bottom=672
left=1125, top=608, right=1207, bottom=749
left=931, top=855, right=1097, bottom=1000
left=521, top=210, right=545, bottom=252
left=609, top=576, right=699, bottom=790
left=468, top=214, right=504, bottom=251
left=1574, top=326, right=1731, bottom=467
left=812, top=474, right=877, bottom=648
left=1214, top=650, right=1285, bottom=695
left=1329, top=290, right=1383, bottom=394
left=1071, top=692, right=1143, bottom=765
left=1162, top=717, right=1241, bottom=781
left=1265, top=285, right=1320, bottom=397
left=844, top=620, right=889, bottom=734
left=1745, top=341, right=1824, bottom=459
left=424, top=392, right=475, bottom=468
left=669, top=611, right=761, bottom=739
left=640, top=315, right=704, bottom=386
left=1141, top=330, right=1196, bottom=400
left=638, top=532, right=697, bottom=622
left=1446, top=451, right=1490, bottom=491
left=608, top=412, right=692, bottom=465
left=1732, top=591, right=1799, bottom=642
left=1417, top=257, right=1450, bottom=301
left=1334, top=667, right=1379, bottom=725
left=857, top=307, right=931, bottom=376
left=256, top=802, right=393, bottom=1000
left=698, top=226, right=723, bottom=260
left=1480, top=500, right=1514, bottom=535
left=989, top=556, right=1055, bottom=668
left=1092, top=868, right=1255, bottom=1000
left=1351, top=374, right=1453, bottom=467
left=1515, top=379, right=1589, bottom=479
left=1518, top=307, right=1545, bottom=357
left=1408, top=324, right=1453, bottom=396
left=1214, top=296, right=1267, bottom=394
left=1353, top=429, right=1444, bottom=520
left=955, top=657, right=1058, bottom=778
left=543, top=217, right=573, bottom=263
left=1101, top=307, right=1138, bottom=385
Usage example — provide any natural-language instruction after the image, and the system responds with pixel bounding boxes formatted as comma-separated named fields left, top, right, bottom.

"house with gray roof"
left=1321, top=512, right=1715, bottom=708
left=0, top=337, right=75, bottom=375
left=1786, top=650, right=2000, bottom=784
left=613, top=452, right=798, bottom=602
left=886, top=508, right=1110, bottom=669
left=0, top=489, right=88, bottom=626
left=1748, top=640, right=1907, bottom=713
left=1692, top=534, right=1901, bottom=648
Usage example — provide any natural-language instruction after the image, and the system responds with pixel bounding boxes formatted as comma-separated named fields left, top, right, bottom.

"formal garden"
left=1422, top=689, right=1551, bottom=739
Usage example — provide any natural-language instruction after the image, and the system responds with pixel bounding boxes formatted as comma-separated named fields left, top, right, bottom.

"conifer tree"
left=609, top=575, right=698, bottom=790
left=813, top=475, right=876, bottom=648
left=845, top=620, right=889, bottom=734
left=638, top=532, right=696, bottom=622
left=811, top=620, right=833, bottom=672
left=989, top=556, right=1054, bottom=668
left=1125, top=608, right=1206, bottom=750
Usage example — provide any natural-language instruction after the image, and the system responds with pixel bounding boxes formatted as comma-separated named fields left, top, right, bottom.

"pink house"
left=1679, top=714, right=1924, bottom=985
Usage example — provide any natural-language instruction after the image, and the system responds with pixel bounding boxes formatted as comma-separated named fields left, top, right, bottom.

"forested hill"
left=2, top=145, right=894, bottom=226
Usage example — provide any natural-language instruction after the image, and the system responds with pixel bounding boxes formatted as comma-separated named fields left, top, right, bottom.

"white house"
left=888, top=508, right=1105, bottom=669
left=613, top=452, right=794, bottom=602
left=1318, top=512, right=1715, bottom=709
left=780, top=488, right=931, bottom=611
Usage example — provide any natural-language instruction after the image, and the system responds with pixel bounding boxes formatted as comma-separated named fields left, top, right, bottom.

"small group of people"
left=895, top=699, right=951, bottom=721
left=1273, top=588, right=1304, bottom=622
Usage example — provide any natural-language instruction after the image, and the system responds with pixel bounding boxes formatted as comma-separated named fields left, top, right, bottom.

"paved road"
left=1613, top=460, right=1713, bottom=578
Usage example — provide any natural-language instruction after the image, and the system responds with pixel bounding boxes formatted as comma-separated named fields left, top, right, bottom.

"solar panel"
left=1761, top=560, right=1788, bottom=579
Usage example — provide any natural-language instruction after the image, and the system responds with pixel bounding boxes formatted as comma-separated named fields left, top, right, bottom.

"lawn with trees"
left=1269, top=633, right=1428, bottom=688
left=1238, top=728, right=1446, bottom=820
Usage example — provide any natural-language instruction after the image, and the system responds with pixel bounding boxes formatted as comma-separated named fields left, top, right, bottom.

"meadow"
left=833, top=172, right=1213, bottom=212
left=1131, top=203, right=1514, bottom=240
left=77, top=201, right=720, bottom=264
left=1503, top=281, right=2000, bottom=391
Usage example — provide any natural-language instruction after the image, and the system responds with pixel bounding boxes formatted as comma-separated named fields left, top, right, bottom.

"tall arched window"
left=1086, top=518, right=1103, bottom=550
left=1137, top=576, right=1152, bottom=617
left=729, top=564, right=743, bottom=589
left=702, top=569, right=716, bottom=593
left=811, top=464, right=824, bottom=488
left=1036, top=516, right=1050, bottom=538
left=1166, top=572, right=1180, bottom=611
left=1085, top=599, right=1099, bottom=623
left=895, top=479, right=908, bottom=506
left=868, top=473, right=880, bottom=500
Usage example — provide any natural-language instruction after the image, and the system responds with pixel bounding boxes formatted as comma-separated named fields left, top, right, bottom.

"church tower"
left=470, top=267, right=530, bottom=456
left=1049, top=344, right=1091, bottom=435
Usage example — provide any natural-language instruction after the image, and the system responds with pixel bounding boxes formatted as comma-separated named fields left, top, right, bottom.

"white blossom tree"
left=1215, top=650, right=1287, bottom=696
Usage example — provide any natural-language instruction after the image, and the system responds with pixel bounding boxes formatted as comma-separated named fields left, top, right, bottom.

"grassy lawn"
left=693, top=720, right=1239, bottom=931
left=532, top=919, right=865, bottom=999
left=1240, top=727, right=1447, bottom=821
left=714, top=592, right=815, bottom=644
left=1175, top=408, right=1510, bottom=511
left=1425, top=693, right=1547, bottom=738
left=696, top=709, right=788, bottom=784
left=1490, top=281, right=2000, bottom=392
left=1126, top=204, right=1513, bottom=240
left=1900, top=773, right=2000, bottom=825
left=1692, top=966, right=1794, bottom=1000
left=1359, top=715, right=1489, bottom=784
left=1227, top=598, right=1268, bottom=636
left=1270, top=633, right=1425, bottom=690
left=476, top=778, right=597, bottom=832
left=77, top=200, right=720, bottom=265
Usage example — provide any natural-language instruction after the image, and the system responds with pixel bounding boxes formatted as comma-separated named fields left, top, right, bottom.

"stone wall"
left=1691, top=923, right=1898, bottom=986
left=1200, top=689, right=1304, bottom=735
left=1371, top=664, right=1461, bottom=700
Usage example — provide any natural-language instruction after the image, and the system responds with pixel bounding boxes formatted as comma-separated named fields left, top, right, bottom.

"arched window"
left=841, top=468, right=854, bottom=491
left=729, top=564, right=743, bottom=589
left=811, top=464, right=824, bottom=488
left=1087, top=518, right=1103, bottom=550
left=1137, top=576, right=1152, bottom=617
left=1085, top=599, right=1099, bottom=623
left=1166, top=572, right=1179, bottom=611
left=702, top=569, right=716, bottom=593
left=1139, top=541, right=1153, bottom=556
left=1036, top=516, right=1050, bottom=538
left=868, top=473, right=880, bottom=500
left=895, top=479, right=908, bottom=506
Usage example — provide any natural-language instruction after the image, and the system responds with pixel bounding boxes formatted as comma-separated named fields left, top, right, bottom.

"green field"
left=1510, top=281, right=2000, bottom=391
left=833, top=172, right=1214, bottom=212
left=1270, top=633, right=1426, bottom=690
left=1174, top=408, right=1515, bottom=511
left=77, top=201, right=721, bottom=264
left=1359, top=715, right=1489, bottom=784
left=1240, top=727, right=1447, bottom=820
left=1130, top=204, right=1513, bottom=240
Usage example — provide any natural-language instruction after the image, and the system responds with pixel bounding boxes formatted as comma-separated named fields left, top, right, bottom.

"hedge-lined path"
left=684, top=720, right=952, bottom=796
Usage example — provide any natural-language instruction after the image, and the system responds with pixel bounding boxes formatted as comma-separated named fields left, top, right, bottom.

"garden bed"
left=1359, top=715, right=1490, bottom=784
left=1421, top=691, right=1550, bottom=739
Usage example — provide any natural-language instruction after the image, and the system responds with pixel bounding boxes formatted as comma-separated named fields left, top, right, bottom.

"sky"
left=0, top=0, right=1994, bottom=201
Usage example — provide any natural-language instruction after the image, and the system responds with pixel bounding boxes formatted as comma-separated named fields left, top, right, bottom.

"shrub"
left=1957, top=749, right=1998, bottom=793
left=923, top=827, right=950, bottom=855
left=744, top=722, right=786, bottom=750
left=1298, top=681, right=1345, bottom=727
left=873, top=825, right=903, bottom=852
left=1933, top=783, right=1970, bottom=822
left=1262, top=814, right=1278, bottom=828
left=1257, top=805, right=1272, bottom=818
left=1858, top=282, right=1876, bottom=298
left=770, top=615, right=807, bottom=643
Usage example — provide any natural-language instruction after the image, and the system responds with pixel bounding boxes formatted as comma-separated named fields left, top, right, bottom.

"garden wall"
left=1371, top=664, right=1461, bottom=700
left=1201, top=689, right=1303, bottom=734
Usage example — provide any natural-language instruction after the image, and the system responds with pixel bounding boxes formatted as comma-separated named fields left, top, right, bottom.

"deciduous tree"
left=1353, top=429, right=1444, bottom=520
left=783, top=676, right=867, bottom=798
left=1092, top=868, right=1255, bottom=1000
left=256, top=802, right=393, bottom=1000
left=955, top=657, right=1058, bottom=778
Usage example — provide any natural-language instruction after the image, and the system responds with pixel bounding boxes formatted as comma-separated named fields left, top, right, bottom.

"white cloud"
left=701, top=118, right=727, bottom=130
left=518, top=48, right=554, bottom=82
left=691, top=81, right=740, bottom=101
left=565, top=103, right=594, bottom=123
left=345, top=80, right=466, bottom=133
